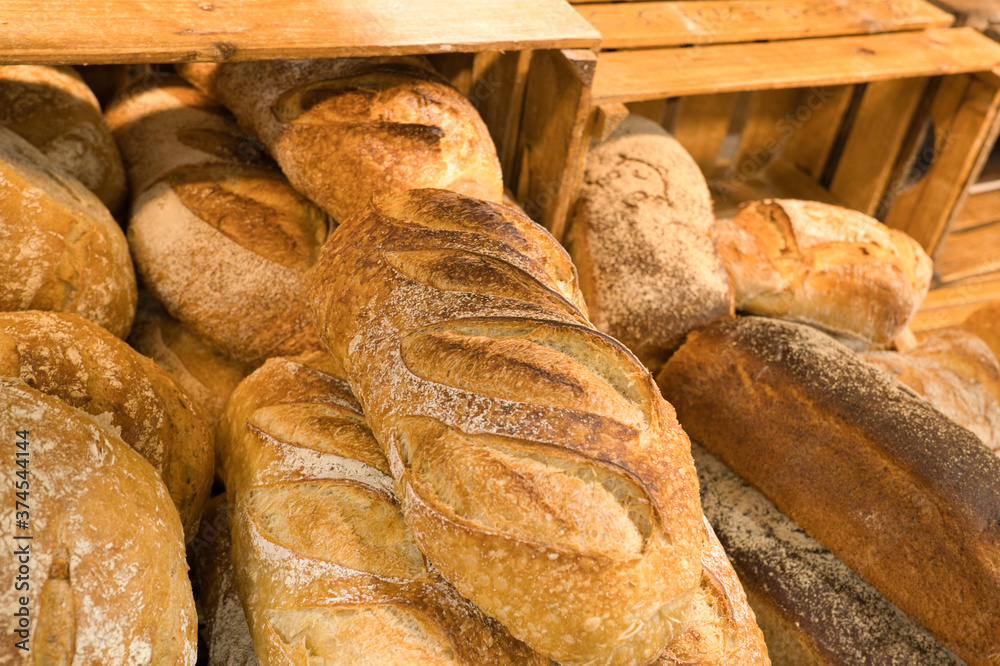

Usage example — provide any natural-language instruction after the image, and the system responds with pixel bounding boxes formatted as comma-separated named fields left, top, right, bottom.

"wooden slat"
left=829, top=78, right=928, bottom=215
left=883, top=73, right=1000, bottom=255
left=934, top=222, right=1000, bottom=283
left=911, top=274, right=1000, bottom=332
left=594, top=102, right=630, bottom=140
left=579, top=0, right=953, bottom=50
left=0, top=0, right=600, bottom=64
left=779, top=85, right=855, bottom=179
left=671, top=93, right=739, bottom=178
left=711, top=159, right=845, bottom=219
left=470, top=51, right=533, bottom=180
left=625, top=99, right=671, bottom=126
left=729, top=88, right=804, bottom=181
left=515, top=49, right=596, bottom=240
left=954, top=189, right=1000, bottom=231
left=592, top=28, right=1000, bottom=103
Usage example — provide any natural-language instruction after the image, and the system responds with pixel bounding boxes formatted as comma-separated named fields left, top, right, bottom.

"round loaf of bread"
left=179, top=57, right=503, bottom=222
left=0, top=126, right=136, bottom=338
left=0, top=310, right=213, bottom=541
left=565, top=114, right=733, bottom=372
left=0, top=381, right=196, bottom=664
left=715, top=199, right=932, bottom=345
left=0, top=65, right=126, bottom=214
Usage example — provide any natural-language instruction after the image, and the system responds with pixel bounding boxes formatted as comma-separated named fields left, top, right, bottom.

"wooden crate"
left=0, top=0, right=601, bottom=230
left=538, top=0, right=1000, bottom=255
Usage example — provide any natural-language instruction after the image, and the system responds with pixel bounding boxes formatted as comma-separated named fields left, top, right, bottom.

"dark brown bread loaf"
left=178, top=58, right=503, bottom=223
left=658, top=316, right=1000, bottom=665
left=310, top=189, right=705, bottom=665
left=564, top=114, right=733, bottom=373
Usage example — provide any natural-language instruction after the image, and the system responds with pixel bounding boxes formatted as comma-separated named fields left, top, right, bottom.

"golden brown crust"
left=564, top=114, right=733, bottom=373
left=217, top=354, right=547, bottom=665
left=658, top=316, right=1000, bottom=665
left=0, top=311, right=213, bottom=541
left=715, top=200, right=932, bottom=345
left=178, top=58, right=503, bottom=223
left=0, top=65, right=126, bottom=214
left=0, top=381, right=196, bottom=664
left=864, top=327, right=1000, bottom=451
left=107, top=77, right=329, bottom=363
left=0, top=126, right=136, bottom=338
left=309, top=189, right=704, bottom=664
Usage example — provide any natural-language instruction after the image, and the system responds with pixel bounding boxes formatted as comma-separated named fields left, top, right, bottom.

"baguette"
left=309, top=189, right=705, bottom=665
left=0, top=380, right=196, bottom=664
left=0, top=310, right=213, bottom=541
left=217, top=352, right=547, bottom=665
left=658, top=316, right=1000, bottom=665
left=178, top=58, right=503, bottom=222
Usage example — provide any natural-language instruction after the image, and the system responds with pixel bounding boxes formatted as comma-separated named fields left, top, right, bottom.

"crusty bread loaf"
left=217, top=352, right=547, bottom=665
left=128, top=290, right=257, bottom=425
left=964, top=301, right=1000, bottom=366
left=694, top=441, right=963, bottom=665
left=0, top=380, right=196, bottom=664
left=564, top=114, right=733, bottom=373
left=0, top=65, right=126, bottom=214
left=310, top=189, right=705, bottom=665
left=0, top=126, right=136, bottom=338
left=865, top=327, right=1000, bottom=451
left=106, top=77, right=328, bottom=363
left=715, top=200, right=932, bottom=345
left=189, top=494, right=259, bottom=666
left=178, top=58, right=503, bottom=222
left=657, top=316, right=1000, bottom=665
left=0, top=310, right=213, bottom=541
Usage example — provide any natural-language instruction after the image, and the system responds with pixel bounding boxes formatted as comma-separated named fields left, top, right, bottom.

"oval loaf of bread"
left=715, top=199, right=932, bottom=345
left=309, top=189, right=705, bottom=665
left=0, top=310, right=213, bottom=541
left=217, top=352, right=547, bottom=665
left=178, top=58, right=503, bottom=222
left=0, top=381, right=196, bottom=664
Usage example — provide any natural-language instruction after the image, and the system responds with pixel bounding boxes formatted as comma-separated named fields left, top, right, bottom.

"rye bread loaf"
left=0, top=65, right=126, bottom=214
left=564, top=114, right=733, bottom=372
left=657, top=316, right=1000, bottom=665
left=178, top=58, right=503, bottom=222
left=0, top=126, right=136, bottom=338
left=0, top=381, right=196, bottom=664
left=0, top=310, right=213, bottom=542
left=715, top=200, right=932, bottom=345
left=309, top=189, right=705, bottom=665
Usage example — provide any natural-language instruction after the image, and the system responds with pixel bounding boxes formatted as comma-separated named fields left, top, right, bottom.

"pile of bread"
left=1, top=58, right=997, bottom=666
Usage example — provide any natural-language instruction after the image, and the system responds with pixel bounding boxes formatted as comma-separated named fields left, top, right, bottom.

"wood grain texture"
left=954, top=188, right=1000, bottom=232
left=592, top=27, right=1000, bottom=103
left=0, top=0, right=599, bottom=64
left=779, top=84, right=854, bottom=180
left=579, top=0, right=954, bottom=50
left=935, top=222, right=1000, bottom=283
left=671, top=93, right=739, bottom=178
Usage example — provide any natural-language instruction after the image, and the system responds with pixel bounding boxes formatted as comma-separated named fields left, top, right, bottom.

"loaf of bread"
left=128, top=290, right=256, bottom=425
left=964, top=301, right=1000, bottom=364
left=189, top=494, right=259, bottom=666
left=658, top=316, right=1000, bottom=665
left=694, top=441, right=964, bottom=665
left=0, top=380, right=196, bottom=664
left=0, top=310, right=213, bottom=541
left=106, top=77, right=328, bottom=363
left=310, top=189, right=705, bottom=665
left=0, top=126, right=136, bottom=338
left=564, top=114, right=733, bottom=373
left=715, top=200, right=932, bottom=345
left=865, top=327, right=1000, bottom=451
left=0, top=65, right=126, bottom=214
left=178, top=58, right=503, bottom=222
left=217, top=351, right=548, bottom=665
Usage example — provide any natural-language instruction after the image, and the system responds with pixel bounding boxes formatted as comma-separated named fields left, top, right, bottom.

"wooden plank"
left=883, top=73, right=1000, bottom=255
left=0, top=0, right=600, bottom=64
left=911, top=274, right=1000, bottom=332
left=579, top=0, right=954, bottom=50
left=671, top=93, right=739, bottom=178
left=711, top=159, right=846, bottom=219
left=470, top=51, right=533, bottom=180
left=625, top=99, right=670, bottom=125
left=515, top=49, right=596, bottom=240
left=930, top=0, right=1000, bottom=30
left=592, top=28, right=1000, bottom=103
left=934, top=222, right=1000, bottom=283
left=829, top=77, right=928, bottom=215
left=729, top=88, right=805, bottom=182
left=594, top=102, right=630, bottom=141
left=779, top=85, right=855, bottom=179
left=954, top=189, right=1000, bottom=231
